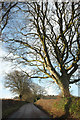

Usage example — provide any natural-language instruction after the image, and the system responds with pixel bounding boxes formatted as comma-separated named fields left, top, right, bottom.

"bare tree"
left=4, top=70, right=32, bottom=100
left=2, top=1, right=80, bottom=97
left=31, top=82, right=47, bottom=95
left=4, top=70, right=46, bottom=101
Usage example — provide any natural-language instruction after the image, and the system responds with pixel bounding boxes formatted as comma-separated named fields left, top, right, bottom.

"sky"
left=0, top=42, right=79, bottom=99
left=0, top=43, right=14, bottom=98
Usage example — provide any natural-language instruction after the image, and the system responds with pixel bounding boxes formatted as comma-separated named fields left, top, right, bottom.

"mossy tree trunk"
left=56, top=75, right=70, bottom=97
left=59, top=80, right=70, bottom=97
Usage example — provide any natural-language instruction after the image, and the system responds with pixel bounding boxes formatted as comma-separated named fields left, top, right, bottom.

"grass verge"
left=2, top=99, right=26, bottom=119
left=35, top=96, right=80, bottom=119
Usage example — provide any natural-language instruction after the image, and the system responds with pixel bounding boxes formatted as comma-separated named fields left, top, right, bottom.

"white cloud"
left=0, top=43, right=18, bottom=76
left=0, top=44, right=15, bottom=98
left=70, top=84, right=78, bottom=96
left=0, top=48, right=12, bottom=76
left=45, top=85, right=60, bottom=95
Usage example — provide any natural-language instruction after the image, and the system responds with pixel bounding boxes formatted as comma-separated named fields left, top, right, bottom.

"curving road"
left=8, top=103, right=51, bottom=119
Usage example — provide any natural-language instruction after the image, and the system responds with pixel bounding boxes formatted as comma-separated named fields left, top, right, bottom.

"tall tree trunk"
left=58, top=76, right=70, bottom=97
left=60, top=83, right=70, bottom=97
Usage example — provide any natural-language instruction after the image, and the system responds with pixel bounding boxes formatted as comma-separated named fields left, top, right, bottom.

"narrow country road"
left=8, top=103, right=51, bottom=119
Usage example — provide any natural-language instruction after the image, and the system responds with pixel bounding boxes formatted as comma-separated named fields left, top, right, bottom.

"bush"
left=69, top=97, right=80, bottom=117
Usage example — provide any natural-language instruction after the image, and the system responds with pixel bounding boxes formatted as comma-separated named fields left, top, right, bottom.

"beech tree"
left=2, top=1, right=80, bottom=97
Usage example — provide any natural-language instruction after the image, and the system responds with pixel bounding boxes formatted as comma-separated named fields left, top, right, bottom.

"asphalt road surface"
left=8, top=103, right=51, bottom=119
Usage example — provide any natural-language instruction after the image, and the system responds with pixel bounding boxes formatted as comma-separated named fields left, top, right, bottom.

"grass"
left=35, top=96, right=80, bottom=119
left=69, top=97, right=80, bottom=118
left=2, top=99, right=26, bottom=119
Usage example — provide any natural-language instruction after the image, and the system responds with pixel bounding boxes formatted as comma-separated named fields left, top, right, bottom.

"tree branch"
left=69, top=79, right=80, bottom=84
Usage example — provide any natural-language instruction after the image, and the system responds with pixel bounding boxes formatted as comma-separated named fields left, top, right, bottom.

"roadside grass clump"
left=35, top=96, right=80, bottom=119
left=2, top=99, right=26, bottom=118
left=69, top=97, right=80, bottom=118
